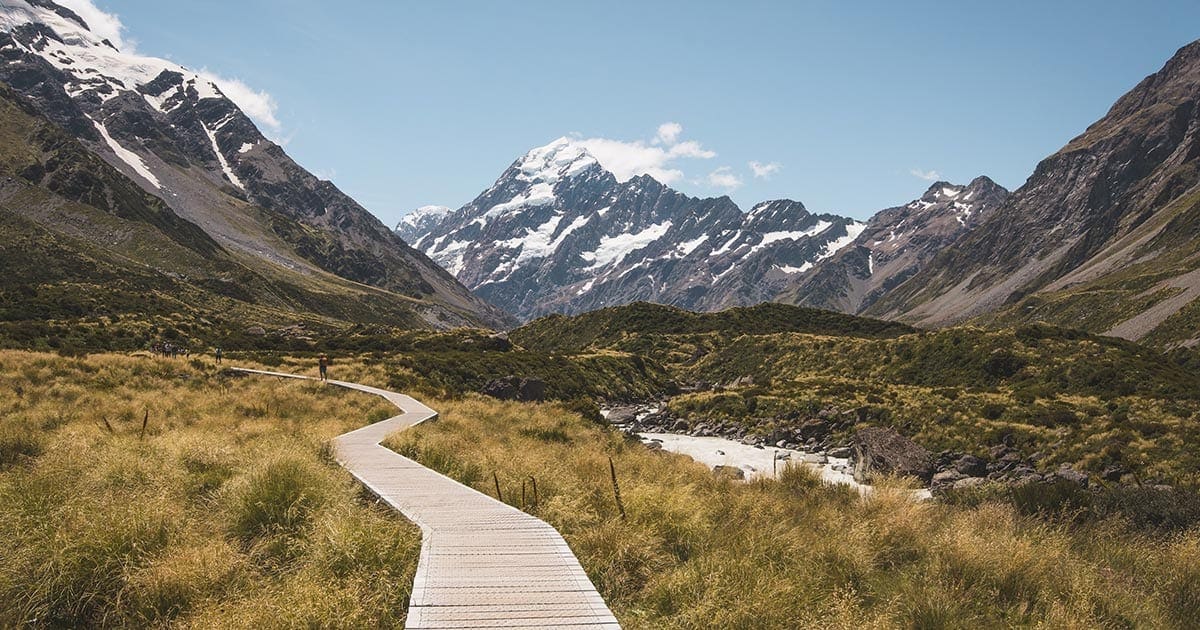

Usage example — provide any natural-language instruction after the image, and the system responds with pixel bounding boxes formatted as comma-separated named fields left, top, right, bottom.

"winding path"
left=234, top=368, right=620, bottom=629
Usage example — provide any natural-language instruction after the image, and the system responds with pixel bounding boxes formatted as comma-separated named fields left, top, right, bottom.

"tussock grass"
left=389, top=396, right=1200, bottom=628
left=0, top=350, right=419, bottom=627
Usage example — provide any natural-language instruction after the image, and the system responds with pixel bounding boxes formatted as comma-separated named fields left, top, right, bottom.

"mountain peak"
left=513, top=136, right=600, bottom=185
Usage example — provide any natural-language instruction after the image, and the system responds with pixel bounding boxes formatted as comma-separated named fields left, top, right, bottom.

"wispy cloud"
left=706, top=166, right=743, bottom=191
left=575, top=123, right=716, bottom=184
left=910, top=168, right=941, bottom=181
left=749, top=160, right=781, bottom=179
left=200, top=68, right=282, bottom=134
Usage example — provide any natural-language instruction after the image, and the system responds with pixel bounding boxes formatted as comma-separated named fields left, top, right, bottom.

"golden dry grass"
left=0, top=350, right=419, bottom=628
left=389, top=397, right=1200, bottom=629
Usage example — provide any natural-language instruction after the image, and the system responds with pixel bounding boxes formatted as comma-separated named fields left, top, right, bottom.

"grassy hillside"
left=0, top=351, right=420, bottom=627
left=386, top=396, right=1200, bottom=628
left=511, top=304, right=1200, bottom=484
left=0, top=81, right=503, bottom=352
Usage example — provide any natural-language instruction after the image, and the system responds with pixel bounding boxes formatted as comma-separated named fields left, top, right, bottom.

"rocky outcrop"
left=866, top=39, right=1200, bottom=347
left=849, top=427, right=934, bottom=484
left=779, top=177, right=1009, bottom=314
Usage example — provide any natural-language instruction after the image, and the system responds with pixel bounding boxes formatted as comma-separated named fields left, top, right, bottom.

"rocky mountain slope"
left=0, top=0, right=510, bottom=329
left=778, top=177, right=1009, bottom=313
left=868, top=39, right=1200, bottom=347
left=401, top=137, right=867, bottom=321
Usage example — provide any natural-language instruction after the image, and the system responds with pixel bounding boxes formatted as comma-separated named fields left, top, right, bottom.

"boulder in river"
left=849, top=427, right=934, bottom=484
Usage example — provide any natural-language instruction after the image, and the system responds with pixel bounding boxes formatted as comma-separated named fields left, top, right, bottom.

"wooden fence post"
left=609, top=457, right=626, bottom=520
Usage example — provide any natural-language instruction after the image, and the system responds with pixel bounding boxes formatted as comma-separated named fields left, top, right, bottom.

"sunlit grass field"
left=0, top=350, right=419, bottom=627
left=3, top=349, right=1199, bottom=628
left=391, top=398, right=1200, bottom=629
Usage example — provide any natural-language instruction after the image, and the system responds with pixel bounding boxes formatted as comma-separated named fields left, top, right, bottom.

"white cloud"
left=56, top=0, right=130, bottom=50
left=706, top=166, right=743, bottom=191
left=910, top=168, right=941, bottom=181
left=200, top=68, right=282, bottom=133
left=749, top=160, right=781, bottom=179
left=654, top=122, right=682, bottom=145
left=576, top=123, right=716, bottom=185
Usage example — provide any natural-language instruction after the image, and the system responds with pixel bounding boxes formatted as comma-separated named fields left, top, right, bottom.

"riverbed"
left=636, top=431, right=932, bottom=500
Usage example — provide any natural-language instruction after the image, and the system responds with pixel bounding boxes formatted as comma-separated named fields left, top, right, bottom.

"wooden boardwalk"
left=233, top=368, right=619, bottom=629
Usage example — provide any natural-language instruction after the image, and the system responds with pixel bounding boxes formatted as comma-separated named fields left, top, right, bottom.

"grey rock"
left=850, top=427, right=934, bottom=484
left=955, top=454, right=988, bottom=477
left=713, top=465, right=745, bottom=480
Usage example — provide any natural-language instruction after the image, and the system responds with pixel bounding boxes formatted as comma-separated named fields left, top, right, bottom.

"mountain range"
left=0, top=0, right=512, bottom=336
left=399, top=137, right=1008, bottom=323
left=400, top=39, right=1200, bottom=348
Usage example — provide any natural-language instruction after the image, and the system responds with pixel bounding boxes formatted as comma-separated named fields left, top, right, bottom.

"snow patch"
left=238, top=142, right=255, bottom=154
left=87, top=116, right=160, bottom=189
left=675, top=234, right=708, bottom=256
left=749, top=221, right=832, bottom=255
left=777, top=263, right=813, bottom=274
left=815, top=222, right=866, bottom=261
left=201, top=122, right=244, bottom=191
left=582, top=221, right=672, bottom=270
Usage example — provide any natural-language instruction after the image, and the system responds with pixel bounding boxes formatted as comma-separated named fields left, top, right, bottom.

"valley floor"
left=2, top=350, right=1199, bottom=628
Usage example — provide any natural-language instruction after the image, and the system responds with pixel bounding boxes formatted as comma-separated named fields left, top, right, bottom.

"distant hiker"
left=318, top=354, right=329, bottom=381
left=215, top=347, right=223, bottom=364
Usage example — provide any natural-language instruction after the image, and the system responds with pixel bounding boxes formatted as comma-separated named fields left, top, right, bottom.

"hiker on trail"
left=318, top=354, right=329, bottom=381
left=215, top=347, right=223, bottom=364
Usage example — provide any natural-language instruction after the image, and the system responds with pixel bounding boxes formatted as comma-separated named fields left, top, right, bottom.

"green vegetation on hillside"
left=511, top=301, right=914, bottom=354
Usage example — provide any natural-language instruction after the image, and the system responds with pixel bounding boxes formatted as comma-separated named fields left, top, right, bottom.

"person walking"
left=318, top=353, right=329, bottom=381
left=214, top=347, right=223, bottom=365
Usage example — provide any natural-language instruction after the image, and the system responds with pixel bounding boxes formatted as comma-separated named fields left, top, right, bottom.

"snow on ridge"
left=87, top=115, right=160, bottom=189
left=582, top=221, right=672, bottom=270
left=476, top=181, right=556, bottom=225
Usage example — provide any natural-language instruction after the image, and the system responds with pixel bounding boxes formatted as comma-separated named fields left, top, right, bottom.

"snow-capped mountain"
left=778, top=177, right=1010, bottom=313
left=401, top=136, right=865, bottom=321
left=0, top=0, right=511, bottom=329
left=395, top=205, right=453, bottom=243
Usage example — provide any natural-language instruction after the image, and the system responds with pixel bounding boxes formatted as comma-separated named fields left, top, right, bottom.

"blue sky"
left=83, top=1, right=1200, bottom=223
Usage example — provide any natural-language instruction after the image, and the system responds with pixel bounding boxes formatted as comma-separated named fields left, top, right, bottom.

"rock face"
left=866, top=39, right=1200, bottom=347
left=0, top=0, right=511, bottom=330
left=849, top=427, right=934, bottom=484
left=399, top=137, right=866, bottom=322
left=779, top=177, right=1009, bottom=314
